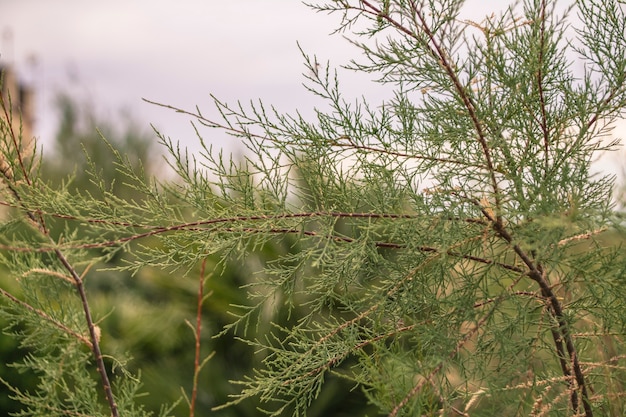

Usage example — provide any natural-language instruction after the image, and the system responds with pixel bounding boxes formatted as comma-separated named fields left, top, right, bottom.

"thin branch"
left=330, top=135, right=502, bottom=173
left=0, top=287, right=93, bottom=348
left=0, top=96, right=120, bottom=417
left=491, top=215, right=592, bottom=416
left=0, top=209, right=524, bottom=276
left=296, top=323, right=417, bottom=385
left=557, top=227, right=607, bottom=246
left=189, top=258, right=207, bottom=417
left=143, top=98, right=499, bottom=173
left=280, top=248, right=450, bottom=387
left=52, top=247, right=119, bottom=416
left=0, top=92, right=32, bottom=186
left=462, top=187, right=593, bottom=416
left=356, top=0, right=502, bottom=220
left=144, top=98, right=271, bottom=142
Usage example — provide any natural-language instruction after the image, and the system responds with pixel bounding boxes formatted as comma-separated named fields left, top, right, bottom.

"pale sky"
left=1, top=0, right=624, bottom=180
left=1, top=0, right=353, bottom=150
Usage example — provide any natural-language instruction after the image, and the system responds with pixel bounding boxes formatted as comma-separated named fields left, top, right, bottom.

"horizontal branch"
left=0, top=209, right=523, bottom=275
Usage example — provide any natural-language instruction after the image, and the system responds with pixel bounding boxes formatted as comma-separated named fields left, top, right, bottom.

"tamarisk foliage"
left=2, top=0, right=626, bottom=416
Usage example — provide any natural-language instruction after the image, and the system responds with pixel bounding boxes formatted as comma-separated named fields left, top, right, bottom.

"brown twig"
left=355, top=0, right=502, bottom=221
left=0, top=93, right=119, bottom=417
left=490, top=214, right=592, bottom=416
left=0, top=287, right=93, bottom=348
left=52, top=247, right=119, bottom=416
left=458, top=188, right=593, bottom=416
left=189, top=258, right=207, bottom=417
left=0, top=92, right=32, bottom=186
left=1, top=207, right=528, bottom=276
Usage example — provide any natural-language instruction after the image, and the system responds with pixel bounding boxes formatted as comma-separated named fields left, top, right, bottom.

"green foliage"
left=1, top=91, right=371, bottom=416
left=2, top=0, right=626, bottom=417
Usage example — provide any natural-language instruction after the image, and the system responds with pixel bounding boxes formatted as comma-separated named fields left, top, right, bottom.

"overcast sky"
left=1, top=0, right=624, bottom=179
left=1, top=0, right=354, bottom=150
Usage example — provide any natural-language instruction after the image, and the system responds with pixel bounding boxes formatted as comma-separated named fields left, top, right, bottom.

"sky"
left=1, top=0, right=355, bottom=150
left=1, top=0, right=624, bottom=180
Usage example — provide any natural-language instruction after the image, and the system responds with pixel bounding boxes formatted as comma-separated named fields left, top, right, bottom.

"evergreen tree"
left=1, top=1, right=626, bottom=416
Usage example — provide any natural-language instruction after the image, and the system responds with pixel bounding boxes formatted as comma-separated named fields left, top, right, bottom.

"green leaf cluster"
left=1, top=0, right=626, bottom=416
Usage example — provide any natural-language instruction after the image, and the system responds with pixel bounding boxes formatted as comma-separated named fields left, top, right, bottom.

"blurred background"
left=0, top=1, right=625, bottom=415
left=1, top=0, right=365, bottom=155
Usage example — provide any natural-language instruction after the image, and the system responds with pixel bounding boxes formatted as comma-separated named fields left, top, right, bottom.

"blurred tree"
left=43, top=94, right=155, bottom=196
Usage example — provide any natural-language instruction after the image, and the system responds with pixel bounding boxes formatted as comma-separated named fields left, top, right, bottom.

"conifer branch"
left=144, top=99, right=501, bottom=173
left=0, top=287, right=93, bottom=348
left=357, top=0, right=503, bottom=218
left=487, top=205, right=593, bottom=416
left=0, top=96, right=120, bottom=417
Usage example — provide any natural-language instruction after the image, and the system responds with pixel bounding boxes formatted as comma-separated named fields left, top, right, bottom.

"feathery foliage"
left=2, top=0, right=626, bottom=416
